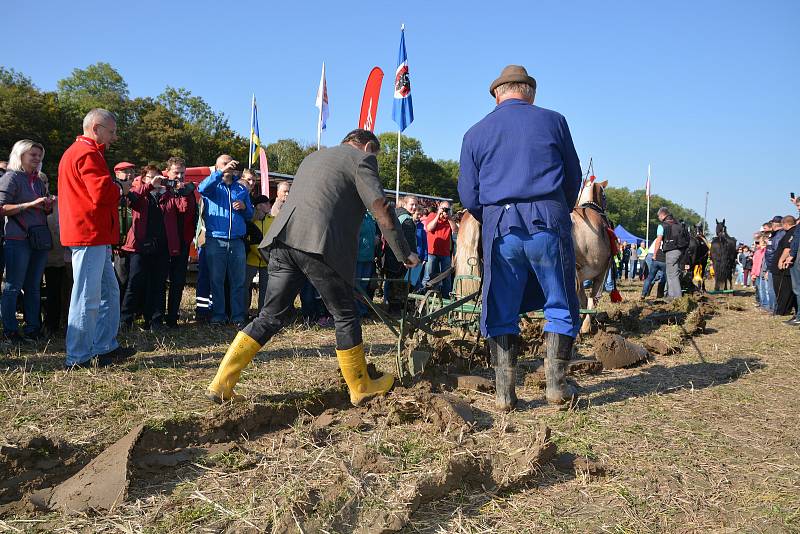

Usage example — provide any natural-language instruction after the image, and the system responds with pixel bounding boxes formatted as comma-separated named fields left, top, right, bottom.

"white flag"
left=316, top=62, right=329, bottom=133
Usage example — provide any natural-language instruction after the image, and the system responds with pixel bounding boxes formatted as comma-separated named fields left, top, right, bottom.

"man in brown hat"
left=458, top=65, right=583, bottom=410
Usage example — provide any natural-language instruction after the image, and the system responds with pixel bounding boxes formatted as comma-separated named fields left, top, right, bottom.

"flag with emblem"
left=392, top=25, right=413, bottom=132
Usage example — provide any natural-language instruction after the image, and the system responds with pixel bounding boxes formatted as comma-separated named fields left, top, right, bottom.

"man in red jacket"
left=58, top=108, right=135, bottom=368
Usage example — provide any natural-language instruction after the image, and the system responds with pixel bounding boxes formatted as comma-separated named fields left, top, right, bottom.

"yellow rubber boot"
left=206, top=332, right=261, bottom=403
left=336, top=344, right=395, bottom=406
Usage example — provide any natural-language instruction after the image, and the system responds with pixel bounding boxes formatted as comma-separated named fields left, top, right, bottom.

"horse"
left=571, top=178, right=614, bottom=333
left=710, top=219, right=737, bottom=291
left=453, top=211, right=482, bottom=299
left=452, top=178, right=614, bottom=335
left=685, top=223, right=710, bottom=293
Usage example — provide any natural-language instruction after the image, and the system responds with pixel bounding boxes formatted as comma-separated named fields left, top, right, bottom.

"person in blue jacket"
left=458, top=65, right=582, bottom=410
left=199, top=155, right=254, bottom=325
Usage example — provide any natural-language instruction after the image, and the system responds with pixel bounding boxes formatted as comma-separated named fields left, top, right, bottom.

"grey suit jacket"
left=261, top=144, right=411, bottom=282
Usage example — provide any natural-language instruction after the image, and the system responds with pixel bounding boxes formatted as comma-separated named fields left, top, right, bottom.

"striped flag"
left=316, top=62, right=329, bottom=148
left=249, top=96, right=262, bottom=167
left=249, top=96, right=269, bottom=197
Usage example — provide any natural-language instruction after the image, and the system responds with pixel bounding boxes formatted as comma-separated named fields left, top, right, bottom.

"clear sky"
left=4, top=0, right=798, bottom=240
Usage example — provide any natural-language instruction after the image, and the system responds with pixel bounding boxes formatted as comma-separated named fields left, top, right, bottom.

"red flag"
left=359, top=67, right=384, bottom=131
left=259, top=147, right=269, bottom=197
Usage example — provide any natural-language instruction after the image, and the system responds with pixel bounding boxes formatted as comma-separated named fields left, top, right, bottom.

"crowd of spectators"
left=6, top=108, right=792, bottom=367
left=0, top=108, right=461, bottom=367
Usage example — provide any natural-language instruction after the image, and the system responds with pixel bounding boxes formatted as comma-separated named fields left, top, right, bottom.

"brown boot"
left=488, top=335, right=518, bottom=411
left=544, top=332, right=578, bottom=405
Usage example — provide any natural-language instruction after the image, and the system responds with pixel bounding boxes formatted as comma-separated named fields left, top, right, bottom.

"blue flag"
left=392, top=27, right=413, bottom=132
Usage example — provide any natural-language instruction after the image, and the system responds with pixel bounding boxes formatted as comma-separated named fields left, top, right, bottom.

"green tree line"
left=1, top=63, right=248, bottom=189
left=604, top=186, right=703, bottom=242
left=2, top=61, right=698, bottom=228
left=0, top=62, right=459, bottom=200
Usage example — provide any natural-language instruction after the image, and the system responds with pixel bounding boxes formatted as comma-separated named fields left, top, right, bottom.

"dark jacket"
left=261, top=144, right=411, bottom=282
left=383, top=206, right=417, bottom=273
left=122, top=182, right=186, bottom=256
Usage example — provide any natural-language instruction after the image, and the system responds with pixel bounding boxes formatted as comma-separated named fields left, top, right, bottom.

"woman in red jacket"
left=120, top=165, right=187, bottom=331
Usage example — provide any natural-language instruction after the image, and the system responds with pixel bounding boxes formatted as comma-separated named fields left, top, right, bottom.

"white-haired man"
left=58, top=109, right=135, bottom=368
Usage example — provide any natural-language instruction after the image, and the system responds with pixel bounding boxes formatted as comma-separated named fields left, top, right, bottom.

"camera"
left=163, top=179, right=176, bottom=188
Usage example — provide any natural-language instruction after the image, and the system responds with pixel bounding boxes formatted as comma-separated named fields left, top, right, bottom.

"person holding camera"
left=162, top=157, right=197, bottom=328
left=0, top=140, right=53, bottom=343
left=120, top=166, right=188, bottom=331
left=420, top=200, right=458, bottom=296
left=199, top=155, right=253, bottom=326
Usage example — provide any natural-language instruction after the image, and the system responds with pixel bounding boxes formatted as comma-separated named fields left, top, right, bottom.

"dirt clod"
left=454, top=374, right=494, bottom=393
left=33, top=424, right=144, bottom=514
left=594, top=333, right=651, bottom=369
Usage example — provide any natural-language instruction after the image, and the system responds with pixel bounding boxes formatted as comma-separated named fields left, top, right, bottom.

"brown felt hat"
left=489, top=65, right=537, bottom=97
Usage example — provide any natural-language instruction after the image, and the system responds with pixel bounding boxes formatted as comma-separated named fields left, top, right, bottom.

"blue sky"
left=4, top=0, right=798, bottom=240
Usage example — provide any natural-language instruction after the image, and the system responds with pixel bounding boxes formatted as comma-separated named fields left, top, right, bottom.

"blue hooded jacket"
left=198, top=170, right=254, bottom=239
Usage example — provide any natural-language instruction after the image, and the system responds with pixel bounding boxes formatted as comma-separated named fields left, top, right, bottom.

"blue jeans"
left=758, top=275, right=773, bottom=311
left=791, top=260, right=800, bottom=319
left=765, top=274, right=777, bottom=312
left=642, top=260, right=667, bottom=297
left=483, top=229, right=580, bottom=338
left=1, top=239, right=48, bottom=335
left=206, top=237, right=247, bottom=323
left=735, top=264, right=744, bottom=285
left=354, top=261, right=375, bottom=317
left=421, top=254, right=452, bottom=297
left=66, top=246, right=120, bottom=365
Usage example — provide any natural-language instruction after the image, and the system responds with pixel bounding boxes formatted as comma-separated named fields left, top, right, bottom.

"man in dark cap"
left=764, top=215, right=784, bottom=313
left=206, top=129, right=419, bottom=406
left=458, top=65, right=582, bottom=410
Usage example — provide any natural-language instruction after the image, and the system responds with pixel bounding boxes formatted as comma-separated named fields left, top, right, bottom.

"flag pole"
left=317, top=104, right=322, bottom=151
left=249, top=94, right=255, bottom=168
left=316, top=62, right=324, bottom=151
left=646, top=163, right=651, bottom=246
left=395, top=130, right=401, bottom=203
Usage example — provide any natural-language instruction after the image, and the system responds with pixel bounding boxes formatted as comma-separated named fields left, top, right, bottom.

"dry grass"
left=1, top=282, right=799, bottom=533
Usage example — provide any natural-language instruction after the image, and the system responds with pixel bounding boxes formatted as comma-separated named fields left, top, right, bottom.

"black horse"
left=686, top=223, right=710, bottom=292
left=710, top=219, right=737, bottom=291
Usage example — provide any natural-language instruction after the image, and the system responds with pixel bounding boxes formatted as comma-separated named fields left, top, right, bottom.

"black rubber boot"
left=544, top=332, right=578, bottom=405
left=488, top=335, right=519, bottom=412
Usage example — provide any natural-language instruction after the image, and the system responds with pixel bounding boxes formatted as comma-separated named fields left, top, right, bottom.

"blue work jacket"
left=458, top=99, right=582, bottom=320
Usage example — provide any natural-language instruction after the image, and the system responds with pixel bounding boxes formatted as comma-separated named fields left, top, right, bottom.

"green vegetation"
left=2, top=62, right=697, bottom=215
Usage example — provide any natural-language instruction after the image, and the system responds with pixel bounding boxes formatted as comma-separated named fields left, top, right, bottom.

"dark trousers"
left=121, top=250, right=169, bottom=326
left=166, top=243, right=189, bottom=325
left=243, top=244, right=361, bottom=350
left=114, top=251, right=131, bottom=304
left=195, top=246, right=212, bottom=320
left=43, top=266, right=71, bottom=333
left=384, top=267, right=408, bottom=313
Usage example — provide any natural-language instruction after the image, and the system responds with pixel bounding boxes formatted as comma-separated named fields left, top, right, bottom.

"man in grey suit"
left=207, top=129, right=419, bottom=406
